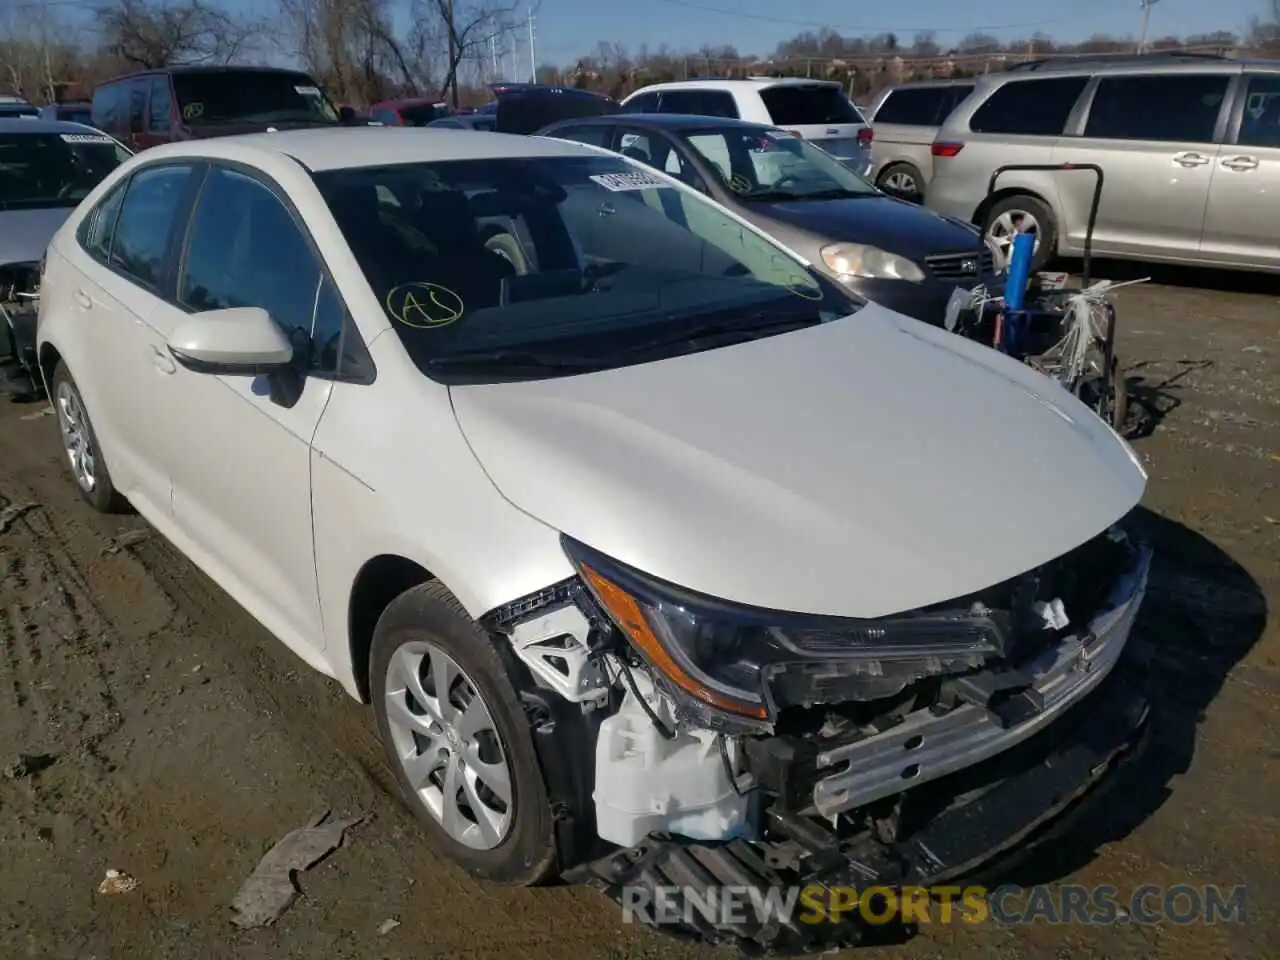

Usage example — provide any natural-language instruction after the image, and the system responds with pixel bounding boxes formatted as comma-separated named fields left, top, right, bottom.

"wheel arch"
left=973, top=186, right=1054, bottom=230
left=37, top=341, right=63, bottom=396
left=347, top=553, right=437, bottom=703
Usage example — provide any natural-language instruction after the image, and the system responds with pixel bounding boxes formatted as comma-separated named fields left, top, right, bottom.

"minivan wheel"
left=878, top=162, right=924, bottom=202
left=370, top=581, right=558, bottom=885
left=50, top=361, right=126, bottom=513
left=983, top=194, right=1056, bottom=273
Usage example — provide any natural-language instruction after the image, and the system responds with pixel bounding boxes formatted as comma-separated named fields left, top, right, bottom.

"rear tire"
left=50, top=361, right=127, bottom=514
left=877, top=162, right=925, bottom=202
left=983, top=194, right=1056, bottom=273
left=369, top=581, right=559, bottom=885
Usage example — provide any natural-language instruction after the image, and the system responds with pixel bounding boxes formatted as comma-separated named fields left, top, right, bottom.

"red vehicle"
left=367, top=97, right=452, bottom=126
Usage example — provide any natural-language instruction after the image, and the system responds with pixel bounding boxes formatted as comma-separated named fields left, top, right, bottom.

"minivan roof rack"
left=1007, top=51, right=1231, bottom=72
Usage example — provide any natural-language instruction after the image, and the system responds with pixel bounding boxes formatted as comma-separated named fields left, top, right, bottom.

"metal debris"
left=377, top=918, right=400, bottom=935
left=229, top=808, right=366, bottom=929
left=0, top=501, right=38, bottom=535
left=102, top=529, right=150, bottom=556
left=98, top=869, right=138, bottom=894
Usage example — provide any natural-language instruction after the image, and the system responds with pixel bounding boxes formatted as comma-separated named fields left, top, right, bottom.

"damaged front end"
left=0, top=260, right=42, bottom=400
left=484, top=523, right=1153, bottom=953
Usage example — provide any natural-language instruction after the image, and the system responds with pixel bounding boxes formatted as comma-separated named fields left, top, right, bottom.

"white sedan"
left=36, top=127, right=1150, bottom=940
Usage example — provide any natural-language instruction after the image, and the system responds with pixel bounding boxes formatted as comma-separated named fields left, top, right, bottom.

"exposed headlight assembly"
left=820, top=242, right=925, bottom=283
left=562, top=536, right=1004, bottom=728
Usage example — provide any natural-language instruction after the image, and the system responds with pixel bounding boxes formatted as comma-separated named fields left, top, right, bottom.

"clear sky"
left=528, top=0, right=1269, bottom=64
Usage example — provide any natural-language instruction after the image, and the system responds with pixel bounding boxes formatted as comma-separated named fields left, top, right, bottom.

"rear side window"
left=759, top=85, right=862, bottom=125
left=622, top=92, right=660, bottom=113
left=1083, top=74, right=1229, bottom=143
left=1238, top=74, right=1280, bottom=148
left=969, top=77, right=1087, bottom=136
left=110, top=164, right=195, bottom=288
left=655, top=90, right=739, bottom=118
left=875, top=88, right=947, bottom=125
left=128, top=78, right=148, bottom=131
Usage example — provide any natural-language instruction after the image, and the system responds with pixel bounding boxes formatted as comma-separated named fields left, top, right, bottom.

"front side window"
left=1239, top=75, right=1280, bottom=148
left=312, top=155, right=857, bottom=383
left=759, top=84, right=863, bottom=125
left=91, top=83, right=121, bottom=129
left=1083, top=74, right=1229, bottom=143
left=550, top=124, right=612, bottom=148
left=110, top=164, right=195, bottom=287
left=172, top=70, right=339, bottom=127
left=0, top=132, right=131, bottom=211
left=970, top=76, right=1087, bottom=136
left=180, top=167, right=322, bottom=346
left=149, top=77, right=172, bottom=132
left=683, top=128, right=877, bottom=201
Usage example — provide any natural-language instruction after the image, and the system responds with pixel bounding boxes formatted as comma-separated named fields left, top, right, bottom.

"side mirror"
left=167, top=307, right=294, bottom=376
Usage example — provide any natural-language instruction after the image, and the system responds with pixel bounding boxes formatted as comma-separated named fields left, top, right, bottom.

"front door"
left=148, top=164, right=338, bottom=653
left=1199, top=73, right=1280, bottom=268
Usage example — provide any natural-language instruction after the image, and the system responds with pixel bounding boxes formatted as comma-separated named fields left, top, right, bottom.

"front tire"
left=370, top=581, right=558, bottom=885
left=983, top=194, right=1056, bottom=273
left=50, top=361, right=127, bottom=513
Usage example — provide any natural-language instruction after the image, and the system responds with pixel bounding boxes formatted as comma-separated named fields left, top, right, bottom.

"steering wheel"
left=481, top=228, right=530, bottom=275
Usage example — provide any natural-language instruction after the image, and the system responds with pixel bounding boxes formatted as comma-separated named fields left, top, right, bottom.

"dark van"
left=90, top=65, right=353, bottom=151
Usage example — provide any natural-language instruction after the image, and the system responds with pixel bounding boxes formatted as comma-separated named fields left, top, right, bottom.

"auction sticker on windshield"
left=60, top=134, right=114, bottom=144
left=590, top=171, right=671, bottom=192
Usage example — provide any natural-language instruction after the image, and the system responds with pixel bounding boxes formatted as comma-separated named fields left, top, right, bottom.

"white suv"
left=620, top=77, right=872, bottom=174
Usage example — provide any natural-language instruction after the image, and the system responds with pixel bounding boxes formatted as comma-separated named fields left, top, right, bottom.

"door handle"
left=1221, top=155, right=1259, bottom=171
left=150, top=345, right=176, bottom=375
left=1172, top=151, right=1211, bottom=167
left=73, top=289, right=92, bottom=309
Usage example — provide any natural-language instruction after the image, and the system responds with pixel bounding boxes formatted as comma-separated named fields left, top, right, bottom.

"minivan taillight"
left=931, top=141, right=964, bottom=158
left=857, top=127, right=873, bottom=147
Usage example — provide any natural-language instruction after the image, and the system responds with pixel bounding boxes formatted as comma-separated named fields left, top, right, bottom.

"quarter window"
left=1084, top=74, right=1229, bottom=143
left=179, top=167, right=321, bottom=345
left=969, top=77, right=1087, bottom=136
left=110, top=164, right=194, bottom=287
left=78, top=182, right=128, bottom=261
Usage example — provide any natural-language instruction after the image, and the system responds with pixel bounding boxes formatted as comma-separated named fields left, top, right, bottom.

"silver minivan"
left=864, top=79, right=975, bottom=202
left=924, top=54, right=1280, bottom=273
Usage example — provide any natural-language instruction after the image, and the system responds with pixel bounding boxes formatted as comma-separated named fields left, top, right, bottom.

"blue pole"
left=1001, top=232, right=1036, bottom=355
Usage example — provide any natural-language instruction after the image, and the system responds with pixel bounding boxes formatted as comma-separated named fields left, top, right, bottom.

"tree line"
left=1, top=0, right=1279, bottom=109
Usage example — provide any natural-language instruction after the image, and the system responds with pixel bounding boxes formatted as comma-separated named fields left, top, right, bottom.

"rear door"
left=1199, top=72, right=1280, bottom=267
left=757, top=82, right=866, bottom=163
left=1068, top=72, right=1229, bottom=260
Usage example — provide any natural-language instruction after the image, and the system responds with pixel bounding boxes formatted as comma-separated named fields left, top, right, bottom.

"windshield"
left=171, top=71, right=339, bottom=126
left=399, top=103, right=450, bottom=126
left=683, top=128, right=878, bottom=202
left=0, top=132, right=130, bottom=210
left=759, top=85, right=864, bottom=125
left=313, top=155, right=859, bottom=383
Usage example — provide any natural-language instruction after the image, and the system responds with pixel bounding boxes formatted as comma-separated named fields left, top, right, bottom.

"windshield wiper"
left=797, top=188, right=874, bottom=200
left=614, top=311, right=820, bottom=357
left=425, top=348, right=605, bottom=371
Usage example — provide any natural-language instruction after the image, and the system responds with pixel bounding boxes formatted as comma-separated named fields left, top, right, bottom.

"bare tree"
left=277, top=0, right=417, bottom=105
left=410, top=0, right=520, bottom=107
left=97, top=0, right=259, bottom=69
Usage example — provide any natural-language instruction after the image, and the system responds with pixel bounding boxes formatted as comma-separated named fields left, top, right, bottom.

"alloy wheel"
left=383, top=639, right=514, bottom=850
left=986, top=208, right=1042, bottom=261
left=55, top=381, right=96, bottom=493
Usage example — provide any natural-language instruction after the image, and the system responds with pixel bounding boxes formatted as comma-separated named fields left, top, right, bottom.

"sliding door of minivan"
left=1065, top=72, right=1228, bottom=260
left=1199, top=73, right=1280, bottom=268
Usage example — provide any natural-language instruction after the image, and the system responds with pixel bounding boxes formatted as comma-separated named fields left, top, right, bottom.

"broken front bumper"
left=569, top=649, right=1152, bottom=955
left=810, top=539, right=1151, bottom=817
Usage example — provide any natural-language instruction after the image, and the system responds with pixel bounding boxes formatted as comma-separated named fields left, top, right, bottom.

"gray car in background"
left=864, top=79, right=974, bottom=202
left=925, top=52, right=1280, bottom=273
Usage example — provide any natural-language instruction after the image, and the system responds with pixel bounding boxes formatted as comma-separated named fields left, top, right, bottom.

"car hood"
left=741, top=194, right=981, bottom=258
left=0, top=207, right=72, bottom=265
left=450, top=304, right=1146, bottom=619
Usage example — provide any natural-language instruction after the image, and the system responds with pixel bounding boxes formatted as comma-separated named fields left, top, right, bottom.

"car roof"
left=546, top=112, right=772, bottom=133
left=628, top=77, right=841, bottom=95
left=100, top=65, right=314, bottom=84
left=0, top=117, right=110, bottom=135
left=128, top=126, right=604, bottom=171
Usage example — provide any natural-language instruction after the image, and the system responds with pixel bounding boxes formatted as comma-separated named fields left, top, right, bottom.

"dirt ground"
left=0, top=262, right=1276, bottom=960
